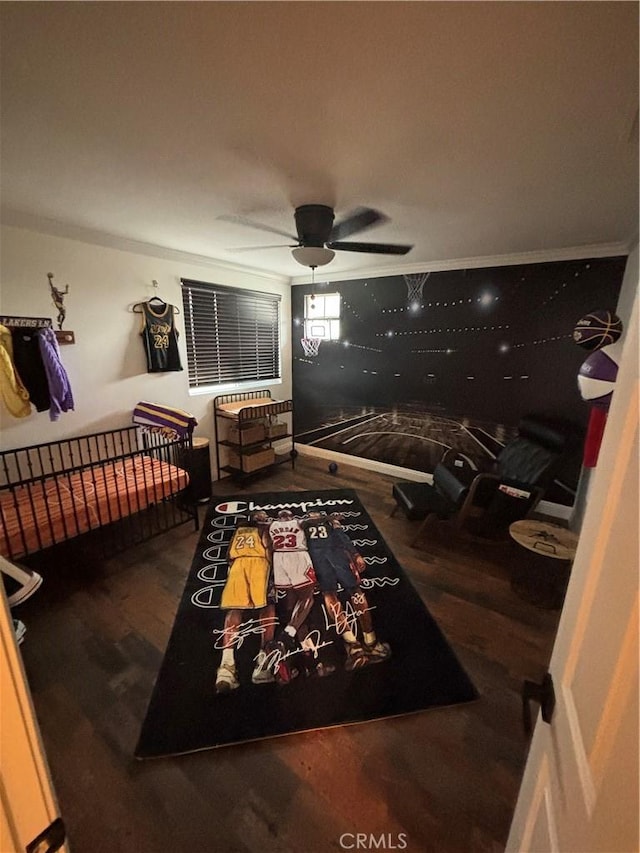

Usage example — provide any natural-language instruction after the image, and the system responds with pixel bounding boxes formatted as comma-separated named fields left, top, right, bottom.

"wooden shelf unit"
left=213, top=390, right=294, bottom=482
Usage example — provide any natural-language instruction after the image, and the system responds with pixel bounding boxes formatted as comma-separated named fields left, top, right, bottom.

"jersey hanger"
left=131, top=279, right=180, bottom=314
left=131, top=297, right=180, bottom=315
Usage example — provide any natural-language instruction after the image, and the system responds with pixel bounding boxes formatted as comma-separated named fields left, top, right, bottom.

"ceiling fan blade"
left=329, top=207, right=388, bottom=241
left=327, top=241, right=413, bottom=255
left=218, top=214, right=297, bottom=241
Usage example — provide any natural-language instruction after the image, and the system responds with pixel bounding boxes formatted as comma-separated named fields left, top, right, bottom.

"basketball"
left=573, top=310, right=623, bottom=351
left=577, top=342, right=620, bottom=409
left=328, top=462, right=338, bottom=474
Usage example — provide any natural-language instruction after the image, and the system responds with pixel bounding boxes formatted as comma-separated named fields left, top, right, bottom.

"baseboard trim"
left=538, top=500, right=572, bottom=520
left=295, top=443, right=433, bottom=483
left=289, top=241, right=630, bottom=285
left=295, top=443, right=571, bottom=519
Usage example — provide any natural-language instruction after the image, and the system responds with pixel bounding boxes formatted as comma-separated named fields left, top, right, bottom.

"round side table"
left=509, top=519, right=579, bottom=609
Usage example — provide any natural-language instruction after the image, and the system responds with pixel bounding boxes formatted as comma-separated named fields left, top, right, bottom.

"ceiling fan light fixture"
left=291, top=246, right=335, bottom=268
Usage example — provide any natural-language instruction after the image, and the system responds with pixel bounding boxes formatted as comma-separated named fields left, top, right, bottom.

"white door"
left=0, top=589, right=69, bottom=853
left=507, top=291, right=639, bottom=853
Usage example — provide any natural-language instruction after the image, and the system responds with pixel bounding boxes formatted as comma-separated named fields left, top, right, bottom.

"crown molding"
left=289, top=241, right=632, bottom=285
left=2, top=208, right=632, bottom=288
left=0, top=209, right=290, bottom=286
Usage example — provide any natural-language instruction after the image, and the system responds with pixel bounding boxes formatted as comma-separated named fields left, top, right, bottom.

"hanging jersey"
left=140, top=302, right=182, bottom=373
left=0, top=325, right=31, bottom=418
left=10, top=328, right=50, bottom=412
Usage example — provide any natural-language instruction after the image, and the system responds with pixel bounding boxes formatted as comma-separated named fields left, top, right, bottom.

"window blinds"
left=180, top=279, right=281, bottom=388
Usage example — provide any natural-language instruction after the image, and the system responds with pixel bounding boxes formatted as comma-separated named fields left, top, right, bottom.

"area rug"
left=135, top=489, right=478, bottom=758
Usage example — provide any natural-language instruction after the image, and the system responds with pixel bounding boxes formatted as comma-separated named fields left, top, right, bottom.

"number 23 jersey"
left=267, top=519, right=315, bottom=588
left=267, top=519, right=308, bottom=552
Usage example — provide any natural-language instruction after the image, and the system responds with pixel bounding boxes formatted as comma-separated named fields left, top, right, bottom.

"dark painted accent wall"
left=291, top=256, right=626, bottom=501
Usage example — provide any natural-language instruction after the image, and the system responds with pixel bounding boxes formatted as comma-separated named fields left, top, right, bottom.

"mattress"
left=215, top=398, right=275, bottom=415
left=0, top=455, right=189, bottom=559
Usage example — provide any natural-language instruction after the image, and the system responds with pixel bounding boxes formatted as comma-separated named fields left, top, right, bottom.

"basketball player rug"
left=136, top=489, right=477, bottom=758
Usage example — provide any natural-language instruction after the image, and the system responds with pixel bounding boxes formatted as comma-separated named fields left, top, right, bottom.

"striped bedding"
left=132, top=401, right=198, bottom=439
left=0, top=455, right=188, bottom=559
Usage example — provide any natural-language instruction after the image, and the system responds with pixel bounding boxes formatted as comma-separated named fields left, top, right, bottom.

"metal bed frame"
left=0, top=426, right=199, bottom=562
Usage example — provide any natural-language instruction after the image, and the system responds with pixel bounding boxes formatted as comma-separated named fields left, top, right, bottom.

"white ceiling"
left=1, top=2, right=638, bottom=281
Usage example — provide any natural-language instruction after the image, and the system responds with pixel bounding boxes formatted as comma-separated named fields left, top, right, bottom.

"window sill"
left=188, top=378, right=283, bottom=397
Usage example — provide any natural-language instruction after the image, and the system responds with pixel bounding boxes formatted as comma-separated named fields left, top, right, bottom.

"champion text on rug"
left=136, top=489, right=478, bottom=758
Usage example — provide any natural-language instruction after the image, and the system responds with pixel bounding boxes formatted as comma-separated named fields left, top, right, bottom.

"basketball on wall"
left=577, top=342, right=620, bottom=409
left=573, top=310, right=623, bottom=351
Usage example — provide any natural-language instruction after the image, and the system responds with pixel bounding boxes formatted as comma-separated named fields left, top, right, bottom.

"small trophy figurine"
left=48, top=273, right=69, bottom=330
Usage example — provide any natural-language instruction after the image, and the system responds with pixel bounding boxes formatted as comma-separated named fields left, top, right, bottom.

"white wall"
left=0, top=225, right=292, bottom=474
left=616, top=240, right=639, bottom=326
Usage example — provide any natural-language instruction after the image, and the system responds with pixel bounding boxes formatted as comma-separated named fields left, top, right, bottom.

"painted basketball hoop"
left=404, top=272, right=431, bottom=303
left=301, top=337, right=321, bottom=357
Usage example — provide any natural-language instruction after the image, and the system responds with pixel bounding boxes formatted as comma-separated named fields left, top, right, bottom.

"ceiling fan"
left=222, top=204, right=413, bottom=268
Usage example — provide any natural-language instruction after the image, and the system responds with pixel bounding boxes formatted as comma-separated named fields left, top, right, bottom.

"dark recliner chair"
left=391, top=416, right=569, bottom=545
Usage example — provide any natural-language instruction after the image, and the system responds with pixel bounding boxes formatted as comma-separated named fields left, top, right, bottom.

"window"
left=304, top=292, right=341, bottom=340
left=180, top=278, right=281, bottom=389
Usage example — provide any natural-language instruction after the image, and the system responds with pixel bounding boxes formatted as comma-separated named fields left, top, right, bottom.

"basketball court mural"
left=291, top=256, right=626, bottom=506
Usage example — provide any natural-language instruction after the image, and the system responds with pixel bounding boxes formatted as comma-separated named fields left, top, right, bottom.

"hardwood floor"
left=16, top=456, right=562, bottom=853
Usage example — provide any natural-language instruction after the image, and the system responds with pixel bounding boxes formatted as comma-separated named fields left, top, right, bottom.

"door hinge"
left=522, top=671, right=556, bottom=735
left=26, top=816, right=66, bottom=853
